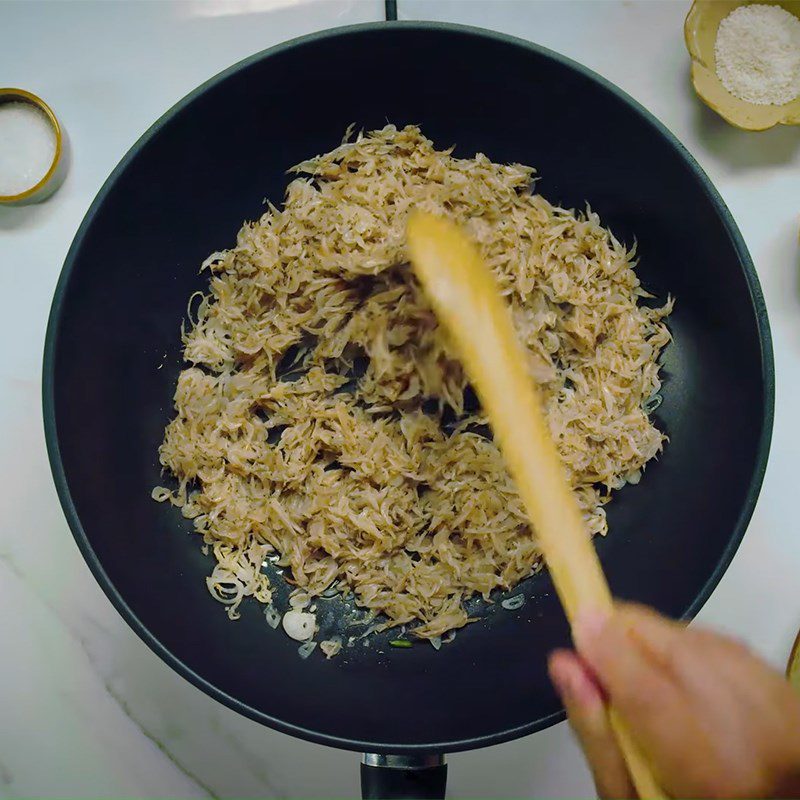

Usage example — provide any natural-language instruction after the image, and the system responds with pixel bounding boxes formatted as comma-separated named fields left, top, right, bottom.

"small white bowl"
left=0, top=88, right=67, bottom=206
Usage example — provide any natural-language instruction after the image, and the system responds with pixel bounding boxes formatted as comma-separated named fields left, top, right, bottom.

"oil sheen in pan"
left=256, top=549, right=548, bottom=660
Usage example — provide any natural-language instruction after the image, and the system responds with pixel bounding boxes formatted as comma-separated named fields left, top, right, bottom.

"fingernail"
left=573, top=608, right=610, bottom=651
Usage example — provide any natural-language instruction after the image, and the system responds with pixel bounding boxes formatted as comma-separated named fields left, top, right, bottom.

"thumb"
left=573, top=609, right=682, bottom=733
left=573, top=606, right=691, bottom=786
left=549, top=649, right=637, bottom=799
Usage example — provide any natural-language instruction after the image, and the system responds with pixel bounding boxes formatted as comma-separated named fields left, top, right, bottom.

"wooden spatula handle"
left=407, top=213, right=665, bottom=800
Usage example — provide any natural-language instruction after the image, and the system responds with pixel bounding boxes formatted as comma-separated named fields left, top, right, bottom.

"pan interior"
left=46, top=24, right=771, bottom=752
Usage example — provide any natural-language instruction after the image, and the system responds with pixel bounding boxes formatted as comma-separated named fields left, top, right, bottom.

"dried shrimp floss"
left=154, top=125, right=673, bottom=641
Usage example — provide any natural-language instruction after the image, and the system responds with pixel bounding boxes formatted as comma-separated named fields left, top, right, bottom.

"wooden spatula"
left=407, top=212, right=664, bottom=800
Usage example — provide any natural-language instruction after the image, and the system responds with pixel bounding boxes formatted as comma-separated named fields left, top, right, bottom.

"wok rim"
left=41, top=20, right=775, bottom=755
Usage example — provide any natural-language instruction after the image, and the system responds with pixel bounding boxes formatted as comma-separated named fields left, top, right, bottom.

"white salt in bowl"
left=685, top=0, right=800, bottom=131
left=0, top=88, right=65, bottom=205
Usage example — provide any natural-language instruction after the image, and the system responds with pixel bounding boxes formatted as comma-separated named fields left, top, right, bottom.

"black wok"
left=43, top=22, right=774, bottom=799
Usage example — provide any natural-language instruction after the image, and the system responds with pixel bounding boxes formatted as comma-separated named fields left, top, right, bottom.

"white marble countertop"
left=2, top=1, right=799, bottom=797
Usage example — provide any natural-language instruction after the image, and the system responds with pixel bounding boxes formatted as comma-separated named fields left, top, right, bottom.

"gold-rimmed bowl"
left=788, top=629, right=800, bottom=689
left=685, top=0, right=800, bottom=131
left=0, top=88, right=65, bottom=206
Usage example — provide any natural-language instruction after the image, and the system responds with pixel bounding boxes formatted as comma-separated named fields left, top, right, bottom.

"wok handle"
left=360, top=754, right=447, bottom=799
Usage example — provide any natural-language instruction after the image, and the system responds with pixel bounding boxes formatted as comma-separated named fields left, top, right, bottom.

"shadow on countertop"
left=689, top=89, right=800, bottom=171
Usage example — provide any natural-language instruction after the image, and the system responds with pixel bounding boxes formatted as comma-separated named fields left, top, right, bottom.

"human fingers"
left=577, top=608, right=800, bottom=798
left=618, top=604, right=792, bottom=734
left=616, top=603, right=754, bottom=692
left=573, top=608, right=691, bottom=757
left=549, top=649, right=637, bottom=799
left=573, top=609, right=680, bottom=712
left=614, top=602, right=688, bottom=669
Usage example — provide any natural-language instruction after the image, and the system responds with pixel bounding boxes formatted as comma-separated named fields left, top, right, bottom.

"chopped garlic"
left=282, top=609, right=316, bottom=641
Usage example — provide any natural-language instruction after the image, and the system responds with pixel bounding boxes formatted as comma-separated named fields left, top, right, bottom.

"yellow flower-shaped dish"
left=685, top=0, right=800, bottom=130
left=788, top=628, right=800, bottom=689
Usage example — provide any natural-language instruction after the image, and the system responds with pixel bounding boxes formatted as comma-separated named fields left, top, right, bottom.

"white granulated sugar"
left=714, top=3, right=800, bottom=106
left=0, top=102, right=56, bottom=196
